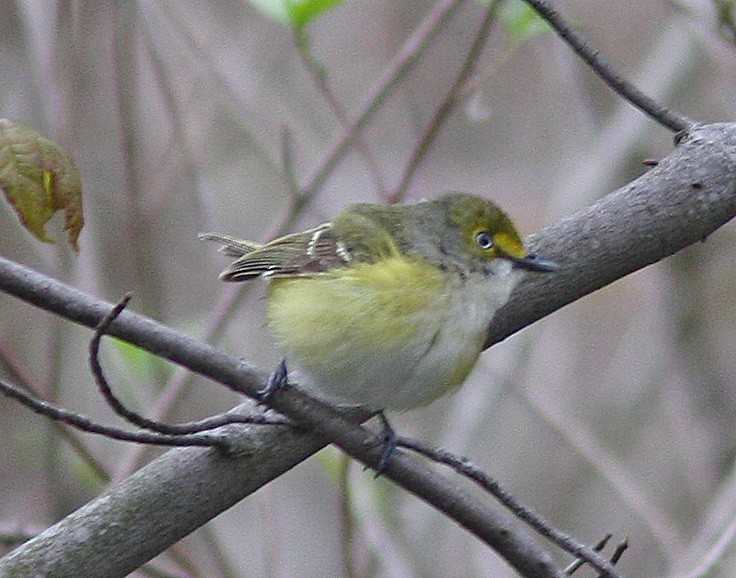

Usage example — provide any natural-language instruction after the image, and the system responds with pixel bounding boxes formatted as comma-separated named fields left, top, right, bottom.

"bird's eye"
left=475, top=231, right=494, bottom=250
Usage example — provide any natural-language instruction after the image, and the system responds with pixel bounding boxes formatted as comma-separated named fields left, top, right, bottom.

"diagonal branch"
left=0, top=260, right=566, bottom=578
left=523, top=0, right=694, bottom=132
left=1, top=122, right=735, bottom=577
left=485, top=122, right=736, bottom=348
left=389, top=0, right=501, bottom=203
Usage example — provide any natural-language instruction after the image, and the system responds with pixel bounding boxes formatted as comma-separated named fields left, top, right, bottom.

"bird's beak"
left=491, top=233, right=558, bottom=273
left=511, top=253, right=559, bottom=272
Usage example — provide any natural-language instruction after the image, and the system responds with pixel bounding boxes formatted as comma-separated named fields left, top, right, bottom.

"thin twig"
left=565, top=534, right=611, bottom=575
left=0, top=377, right=224, bottom=447
left=111, top=2, right=167, bottom=327
left=90, top=293, right=292, bottom=435
left=295, top=29, right=389, bottom=199
left=390, top=0, right=501, bottom=202
left=296, top=0, right=468, bottom=211
left=281, top=127, right=302, bottom=199
left=515, top=375, right=679, bottom=555
left=608, top=538, right=629, bottom=568
left=0, top=334, right=111, bottom=482
left=337, top=455, right=359, bottom=578
left=678, top=515, right=736, bottom=578
left=398, top=437, right=623, bottom=578
left=522, top=0, right=694, bottom=132
left=567, top=538, right=628, bottom=578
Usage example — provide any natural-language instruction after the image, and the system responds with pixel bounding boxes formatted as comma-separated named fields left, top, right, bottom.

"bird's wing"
left=198, top=233, right=263, bottom=257
left=200, top=223, right=355, bottom=281
left=201, top=206, right=403, bottom=282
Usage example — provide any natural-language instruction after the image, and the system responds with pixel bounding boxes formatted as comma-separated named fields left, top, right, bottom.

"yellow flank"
left=267, top=256, right=446, bottom=360
left=446, top=338, right=483, bottom=390
left=265, top=250, right=506, bottom=410
left=267, top=255, right=483, bottom=407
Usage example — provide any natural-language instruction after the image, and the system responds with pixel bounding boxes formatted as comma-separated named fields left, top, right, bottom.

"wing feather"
left=202, top=207, right=402, bottom=282
left=198, top=233, right=263, bottom=257
left=200, top=224, right=352, bottom=281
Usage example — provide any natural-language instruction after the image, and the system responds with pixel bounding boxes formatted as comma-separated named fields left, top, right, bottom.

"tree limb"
left=486, top=122, right=736, bottom=348
left=1, top=122, right=735, bottom=577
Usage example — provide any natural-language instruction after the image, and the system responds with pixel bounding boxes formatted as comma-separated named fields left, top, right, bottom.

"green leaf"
left=248, top=0, right=290, bottom=25
left=715, top=0, right=736, bottom=37
left=0, top=119, right=84, bottom=251
left=315, top=446, right=346, bottom=480
left=248, top=0, right=344, bottom=29
left=500, top=1, right=552, bottom=48
left=286, top=0, right=343, bottom=29
left=112, top=338, right=172, bottom=383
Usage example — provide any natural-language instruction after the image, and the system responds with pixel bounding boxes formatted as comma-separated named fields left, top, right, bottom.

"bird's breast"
left=266, top=256, right=519, bottom=410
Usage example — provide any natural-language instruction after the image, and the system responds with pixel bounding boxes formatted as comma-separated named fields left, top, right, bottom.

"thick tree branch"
left=486, top=122, right=736, bottom=348
left=0, top=123, right=735, bottom=577
left=0, top=271, right=565, bottom=577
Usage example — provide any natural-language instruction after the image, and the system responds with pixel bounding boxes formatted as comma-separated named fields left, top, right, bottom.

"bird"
left=200, top=192, right=557, bottom=416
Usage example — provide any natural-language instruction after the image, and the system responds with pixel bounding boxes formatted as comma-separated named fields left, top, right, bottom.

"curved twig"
left=89, top=293, right=291, bottom=435
left=0, top=377, right=223, bottom=448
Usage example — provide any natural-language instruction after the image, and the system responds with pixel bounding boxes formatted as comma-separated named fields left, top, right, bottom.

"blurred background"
left=1, top=0, right=735, bottom=576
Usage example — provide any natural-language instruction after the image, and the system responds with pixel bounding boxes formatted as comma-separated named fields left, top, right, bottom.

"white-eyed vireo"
left=201, top=192, right=556, bottom=412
